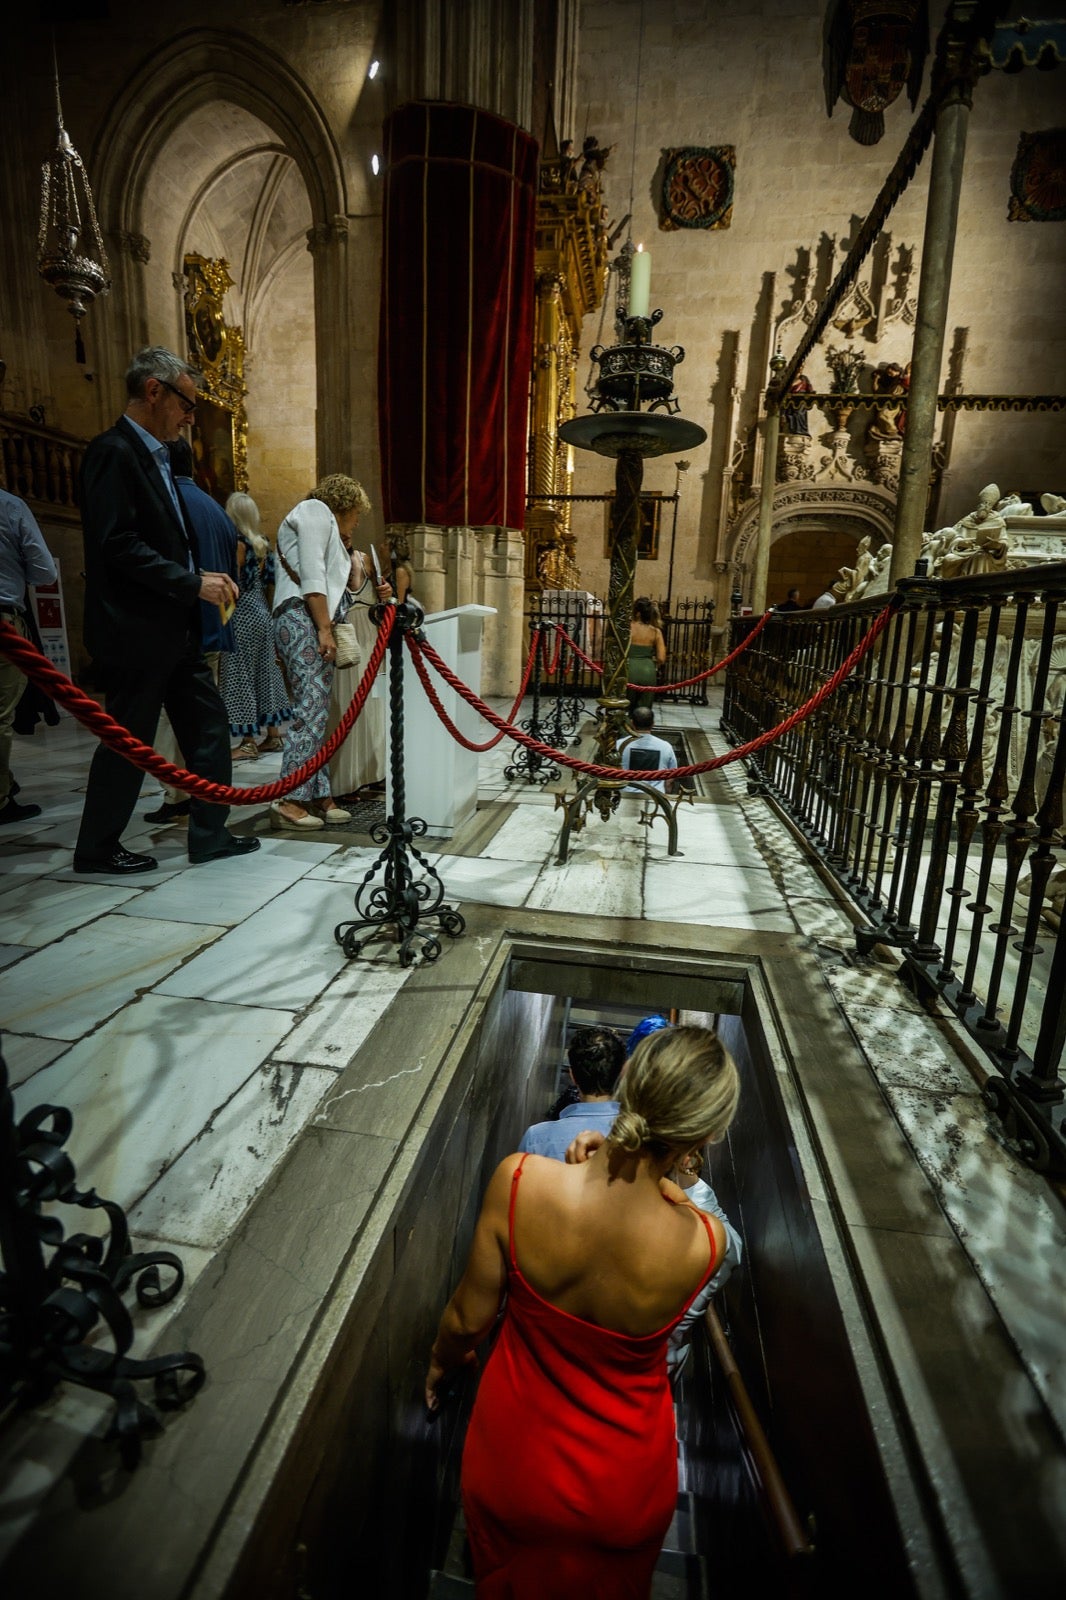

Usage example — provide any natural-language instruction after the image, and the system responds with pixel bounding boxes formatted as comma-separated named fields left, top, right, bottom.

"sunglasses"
left=158, top=378, right=197, bottom=415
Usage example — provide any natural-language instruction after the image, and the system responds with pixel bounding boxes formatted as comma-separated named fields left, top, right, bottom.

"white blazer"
left=272, top=499, right=351, bottom=618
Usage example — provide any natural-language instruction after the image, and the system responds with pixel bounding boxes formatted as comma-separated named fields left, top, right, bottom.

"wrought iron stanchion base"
left=0, top=1049, right=205, bottom=1467
left=504, top=733, right=560, bottom=785
left=334, top=816, right=465, bottom=967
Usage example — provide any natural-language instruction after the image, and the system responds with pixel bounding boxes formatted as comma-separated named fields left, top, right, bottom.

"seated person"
left=617, top=705, right=677, bottom=794
left=519, top=1025, right=625, bottom=1160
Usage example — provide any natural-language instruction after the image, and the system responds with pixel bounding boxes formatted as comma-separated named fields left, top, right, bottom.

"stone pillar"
left=404, top=524, right=448, bottom=618
left=306, top=217, right=356, bottom=479
left=477, top=525, right=526, bottom=693
left=394, top=0, right=535, bottom=130
left=750, top=356, right=784, bottom=613
left=750, top=405, right=781, bottom=613
left=890, top=1, right=983, bottom=585
left=397, top=522, right=524, bottom=696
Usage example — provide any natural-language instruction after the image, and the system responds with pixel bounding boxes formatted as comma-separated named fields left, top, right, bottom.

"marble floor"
left=2, top=686, right=1065, bottom=1490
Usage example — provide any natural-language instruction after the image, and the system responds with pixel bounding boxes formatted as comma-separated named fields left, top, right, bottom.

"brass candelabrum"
left=560, top=312, right=706, bottom=765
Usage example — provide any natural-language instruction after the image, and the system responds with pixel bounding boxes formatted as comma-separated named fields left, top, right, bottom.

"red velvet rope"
left=553, top=606, right=774, bottom=691
left=407, top=626, right=541, bottom=754
left=0, top=611, right=395, bottom=805
left=539, top=626, right=563, bottom=676
left=409, top=599, right=899, bottom=783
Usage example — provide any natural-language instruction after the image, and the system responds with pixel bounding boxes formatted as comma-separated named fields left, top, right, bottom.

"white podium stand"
left=389, top=604, right=496, bottom=838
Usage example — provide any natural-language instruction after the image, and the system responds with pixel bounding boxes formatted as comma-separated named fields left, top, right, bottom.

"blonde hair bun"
left=608, top=1024, right=739, bottom=1154
left=609, top=1109, right=650, bottom=1152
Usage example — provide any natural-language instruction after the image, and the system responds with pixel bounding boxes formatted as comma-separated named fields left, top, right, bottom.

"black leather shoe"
left=73, top=846, right=158, bottom=875
left=189, top=834, right=262, bottom=865
left=145, top=799, right=191, bottom=823
left=0, top=796, right=42, bottom=824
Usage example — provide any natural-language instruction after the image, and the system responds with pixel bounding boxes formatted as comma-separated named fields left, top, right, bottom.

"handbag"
left=333, top=617, right=362, bottom=671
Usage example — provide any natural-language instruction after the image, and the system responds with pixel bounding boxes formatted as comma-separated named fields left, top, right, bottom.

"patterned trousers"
left=274, top=603, right=334, bottom=802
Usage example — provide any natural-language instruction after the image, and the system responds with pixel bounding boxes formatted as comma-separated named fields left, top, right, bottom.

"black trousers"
left=76, top=640, right=233, bottom=859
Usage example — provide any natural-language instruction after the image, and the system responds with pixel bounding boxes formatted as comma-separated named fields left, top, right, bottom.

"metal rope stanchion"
left=334, top=599, right=466, bottom=966
left=504, top=621, right=560, bottom=785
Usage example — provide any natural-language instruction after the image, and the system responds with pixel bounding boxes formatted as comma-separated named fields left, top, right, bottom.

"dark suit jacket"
left=81, top=415, right=202, bottom=664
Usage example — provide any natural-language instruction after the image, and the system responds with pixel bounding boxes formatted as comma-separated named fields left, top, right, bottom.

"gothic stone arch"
left=729, top=483, right=896, bottom=572
left=88, top=28, right=353, bottom=472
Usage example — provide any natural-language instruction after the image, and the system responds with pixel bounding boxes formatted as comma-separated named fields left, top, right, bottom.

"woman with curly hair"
left=426, top=1025, right=739, bottom=1597
left=270, top=474, right=389, bottom=830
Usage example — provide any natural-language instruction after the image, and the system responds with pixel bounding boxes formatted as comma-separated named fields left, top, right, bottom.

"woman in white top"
left=271, top=474, right=390, bottom=829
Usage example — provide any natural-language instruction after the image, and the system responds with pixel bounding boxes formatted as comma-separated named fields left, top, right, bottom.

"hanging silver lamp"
left=37, top=49, right=110, bottom=364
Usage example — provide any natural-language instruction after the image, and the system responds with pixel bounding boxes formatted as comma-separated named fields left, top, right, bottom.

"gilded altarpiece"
left=183, top=254, right=249, bottom=506
left=526, top=151, right=608, bottom=590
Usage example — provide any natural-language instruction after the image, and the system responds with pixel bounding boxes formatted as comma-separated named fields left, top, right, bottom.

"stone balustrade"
left=0, top=412, right=86, bottom=522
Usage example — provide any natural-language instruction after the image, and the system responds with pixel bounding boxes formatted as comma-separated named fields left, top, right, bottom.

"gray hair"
left=125, top=347, right=199, bottom=400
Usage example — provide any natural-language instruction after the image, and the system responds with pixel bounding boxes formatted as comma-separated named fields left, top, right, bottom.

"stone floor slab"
left=0, top=913, right=226, bottom=1040
left=0, top=876, right=142, bottom=946
left=11, top=992, right=295, bottom=1210
left=131, top=1061, right=337, bottom=1248
left=153, top=878, right=357, bottom=1009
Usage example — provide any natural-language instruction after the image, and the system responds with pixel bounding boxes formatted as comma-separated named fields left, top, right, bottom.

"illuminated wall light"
left=371, top=154, right=380, bottom=176
left=368, top=59, right=380, bottom=80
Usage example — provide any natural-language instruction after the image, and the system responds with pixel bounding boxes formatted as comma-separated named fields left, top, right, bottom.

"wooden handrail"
left=704, top=1303, right=814, bottom=1561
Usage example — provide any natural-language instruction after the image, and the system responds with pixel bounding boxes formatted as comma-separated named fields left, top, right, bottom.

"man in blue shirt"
left=618, top=705, right=677, bottom=794
left=147, top=436, right=238, bottom=823
left=518, top=1026, right=626, bottom=1160
left=0, top=490, right=57, bottom=823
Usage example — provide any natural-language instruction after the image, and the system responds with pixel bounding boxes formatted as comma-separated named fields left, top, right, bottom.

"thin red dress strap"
left=507, top=1154, right=529, bottom=1271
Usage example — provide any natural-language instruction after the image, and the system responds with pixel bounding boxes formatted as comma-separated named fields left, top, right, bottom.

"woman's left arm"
left=425, top=1156, right=516, bottom=1410
left=655, top=628, right=667, bottom=665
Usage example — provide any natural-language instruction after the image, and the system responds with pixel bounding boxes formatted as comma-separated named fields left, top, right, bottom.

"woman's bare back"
left=508, top=1153, right=720, bottom=1336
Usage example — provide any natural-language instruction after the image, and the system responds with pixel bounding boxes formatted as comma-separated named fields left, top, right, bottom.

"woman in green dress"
left=628, top=596, right=666, bottom=712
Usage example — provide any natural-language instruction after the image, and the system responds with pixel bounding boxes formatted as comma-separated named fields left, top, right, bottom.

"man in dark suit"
left=74, top=346, right=260, bottom=873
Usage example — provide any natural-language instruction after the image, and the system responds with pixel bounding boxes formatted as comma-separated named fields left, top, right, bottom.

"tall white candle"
left=628, top=247, right=651, bottom=319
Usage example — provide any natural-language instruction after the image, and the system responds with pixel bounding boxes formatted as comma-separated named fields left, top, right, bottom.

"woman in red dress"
left=426, top=1026, right=739, bottom=1598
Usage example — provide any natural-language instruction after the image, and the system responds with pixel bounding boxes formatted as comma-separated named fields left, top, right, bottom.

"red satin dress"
left=461, top=1154, right=718, bottom=1598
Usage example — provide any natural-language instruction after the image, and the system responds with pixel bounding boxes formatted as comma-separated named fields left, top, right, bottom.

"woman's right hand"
left=564, top=1129, right=606, bottom=1164
left=317, top=624, right=336, bottom=663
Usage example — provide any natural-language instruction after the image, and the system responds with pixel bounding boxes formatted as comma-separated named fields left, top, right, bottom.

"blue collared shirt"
left=124, top=414, right=185, bottom=526
left=0, top=489, right=57, bottom=607
left=518, top=1099, right=620, bottom=1161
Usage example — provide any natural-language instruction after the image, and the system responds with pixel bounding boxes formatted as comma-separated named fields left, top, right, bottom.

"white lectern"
left=389, top=604, right=496, bottom=838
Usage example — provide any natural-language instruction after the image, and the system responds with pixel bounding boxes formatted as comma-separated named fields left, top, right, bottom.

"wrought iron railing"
left=0, top=412, right=86, bottom=522
left=722, top=566, right=1066, bottom=1176
left=528, top=591, right=716, bottom=706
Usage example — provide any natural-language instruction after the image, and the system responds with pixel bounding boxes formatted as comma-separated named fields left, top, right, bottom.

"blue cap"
left=625, top=1015, right=671, bottom=1056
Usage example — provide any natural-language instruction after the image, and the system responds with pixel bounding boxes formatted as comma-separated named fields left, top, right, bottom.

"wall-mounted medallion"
left=659, top=146, right=735, bottom=232
left=1008, top=129, right=1066, bottom=222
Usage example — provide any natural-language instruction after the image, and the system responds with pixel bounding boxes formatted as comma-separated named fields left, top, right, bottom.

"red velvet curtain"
left=378, top=102, right=538, bottom=530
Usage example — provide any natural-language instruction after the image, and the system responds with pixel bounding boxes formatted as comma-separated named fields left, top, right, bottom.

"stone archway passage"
left=729, top=482, right=896, bottom=601
left=767, top=525, right=861, bottom=608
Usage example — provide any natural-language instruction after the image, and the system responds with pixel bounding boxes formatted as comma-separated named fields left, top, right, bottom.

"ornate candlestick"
left=560, top=311, right=706, bottom=761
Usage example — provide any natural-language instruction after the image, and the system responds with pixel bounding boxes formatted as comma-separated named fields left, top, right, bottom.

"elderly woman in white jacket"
left=271, top=474, right=389, bottom=829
